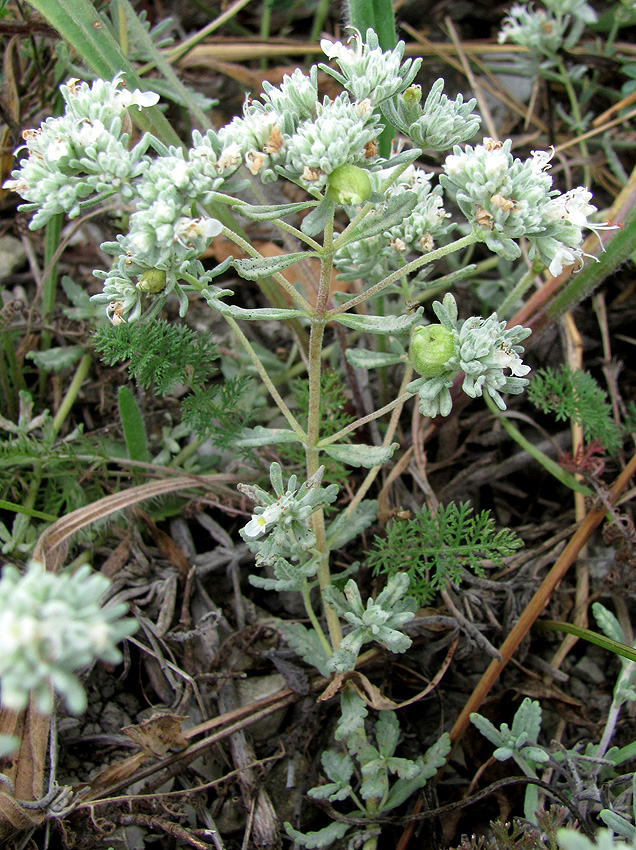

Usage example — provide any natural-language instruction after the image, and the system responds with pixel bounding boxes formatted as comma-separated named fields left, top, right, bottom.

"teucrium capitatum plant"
left=3, top=20, right=614, bottom=846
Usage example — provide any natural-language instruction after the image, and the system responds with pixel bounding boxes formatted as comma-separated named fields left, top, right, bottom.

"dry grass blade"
left=32, top=473, right=245, bottom=569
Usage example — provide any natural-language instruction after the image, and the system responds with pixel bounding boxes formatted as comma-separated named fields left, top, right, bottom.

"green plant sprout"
left=2, top=21, right=619, bottom=846
left=471, top=603, right=636, bottom=842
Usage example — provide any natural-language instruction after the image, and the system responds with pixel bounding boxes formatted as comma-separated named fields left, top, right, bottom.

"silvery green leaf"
left=345, top=349, right=405, bottom=369
left=384, top=733, right=451, bottom=812
left=284, top=821, right=350, bottom=848
left=367, top=148, right=422, bottom=172
left=340, top=192, right=418, bottom=247
left=520, top=746, right=550, bottom=764
left=231, top=252, right=315, bottom=280
left=321, top=750, right=355, bottom=786
left=493, top=746, right=514, bottom=761
left=335, top=688, right=368, bottom=741
left=334, top=309, right=422, bottom=335
left=511, top=698, right=542, bottom=744
left=322, top=443, right=398, bottom=469
left=233, top=427, right=300, bottom=447
left=376, top=711, right=400, bottom=758
left=248, top=573, right=299, bottom=592
left=593, top=602, right=625, bottom=644
left=280, top=622, right=331, bottom=678
left=599, top=810, right=636, bottom=841
left=300, top=196, right=336, bottom=237
left=386, top=757, right=421, bottom=779
left=26, top=346, right=84, bottom=371
left=204, top=296, right=306, bottom=321
left=470, top=712, right=505, bottom=747
left=235, top=200, right=317, bottom=221
left=360, top=769, right=388, bottom=800
left=326, top=500, right=378, bottom=549
left=269, top=461, right=285, bottom=496
left=375, top=572, right=412, bottom=609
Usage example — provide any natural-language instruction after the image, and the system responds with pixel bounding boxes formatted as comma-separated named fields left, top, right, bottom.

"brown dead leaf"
left=122, top=713, right=188, bottom=757
left=134, top=510, right=190, bottom=581
left=317, top=671, right=398, bottom=709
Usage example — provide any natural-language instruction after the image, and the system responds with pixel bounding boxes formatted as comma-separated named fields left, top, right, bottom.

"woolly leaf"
left=235, top=200, right=318, bottom=221
left=230, top=252, right=316, bottom=280
left=345, top=349, right=404, bottom=369
left=334, top=308, right=422, bottom=334
left=284, top=821, right=349, bottom=848
left=233, top=427, right=300, bottom=447
left=322, top=443, right=398, bottom=468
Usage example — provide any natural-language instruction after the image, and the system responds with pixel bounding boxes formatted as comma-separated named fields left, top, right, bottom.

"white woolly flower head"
left=407, top=293, right=532, bottom=417
left=0, top=561, right=137, bottom=714
left=320, top=27, right=421, bottom=106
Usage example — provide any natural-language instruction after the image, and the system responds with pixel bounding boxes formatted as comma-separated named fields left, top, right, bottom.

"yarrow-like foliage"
left=407, top=292, right=531, bottom=417
left=0, top=561, right=137, bottom=714
left=319, top=27, right=421, bottom=106
left=440, top=138, right=611, bottom=276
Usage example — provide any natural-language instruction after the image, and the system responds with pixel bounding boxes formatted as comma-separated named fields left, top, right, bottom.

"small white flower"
left=117, top=88, right=160, bottom=109
left=492, top=347, right=531, bottom=377
left=547, top=244, right=583, bottom=276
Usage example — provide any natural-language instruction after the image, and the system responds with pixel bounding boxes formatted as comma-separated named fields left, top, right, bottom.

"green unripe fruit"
left=410, top=325, right=456, bottom=377
left=326, top=164, right=372, bottom=205
left=402, top=85, right=422, bottom=105
left=137, top=269, right=167, bottom=293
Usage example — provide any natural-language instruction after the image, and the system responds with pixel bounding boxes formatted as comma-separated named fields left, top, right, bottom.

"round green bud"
left=326, top=164, right=372, bottom=205
left=410, top=325, right=456, bottom=377
left=402, top=85, right=422, bottom=105
left=137, top=269, right=167, bottom=293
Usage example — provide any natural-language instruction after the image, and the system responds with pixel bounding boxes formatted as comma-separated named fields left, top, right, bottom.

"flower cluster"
left=407, top=293, right=531, bottom=417
left=4, top=74, right=159, bottom=229
left=441, top=139, right=609, bottom=276
left=323, top=573, right=417, bottom=672
left=240, top=463, right=338, bottom=588
left=279, top=93, right=382, bottom=193
left=498, top=0, right=597, bottom=56
left=320, top=27, right=421, bottom=106
left=334, top=164, right=452, bottom=282
left=0, top=561, right=137, bottom=714
left=382, top=79, right=481, bottom=151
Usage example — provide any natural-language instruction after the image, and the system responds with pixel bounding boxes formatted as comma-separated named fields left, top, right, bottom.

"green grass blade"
left=118, top=385, right=151, bottom=463
left=347, top=0, right=397, bottom=156
left=536, top=619, right=636, bottom=664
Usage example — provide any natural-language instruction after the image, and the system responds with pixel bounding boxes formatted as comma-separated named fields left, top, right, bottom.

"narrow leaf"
left=236, top=201, right=318, bottom=221
left=334, top=309, right=422, bottom=334
left=233, top=427, right=301, bottom=447
left=322, top=443, right=398, bottom=468
left=345, top=349, right=405, bottom=369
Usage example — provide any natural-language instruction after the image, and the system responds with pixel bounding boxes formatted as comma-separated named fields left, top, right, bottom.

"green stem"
left=309, top=0, right=331, bottom=43
left=483, top=393, right=591, bottom=495
left=318, top=391, right=413, bottom=447
left=40, top=213, right=63, bottom=353
left=306, top=214, right=342, bottom=649
left=301, top=580, right=332, bottom=657
left=535, top=619, right=636, bottom=665
left=224, top=315, right=307, bottom=442
left=328, top=234, right=479, bottom=316
left=555, top=57, right=591, bottom=187
left=342, top=364, right=414, bottom=523
left=51, top=353, right=92, bottom=436
left=497, top=265, right=539, bottom=318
